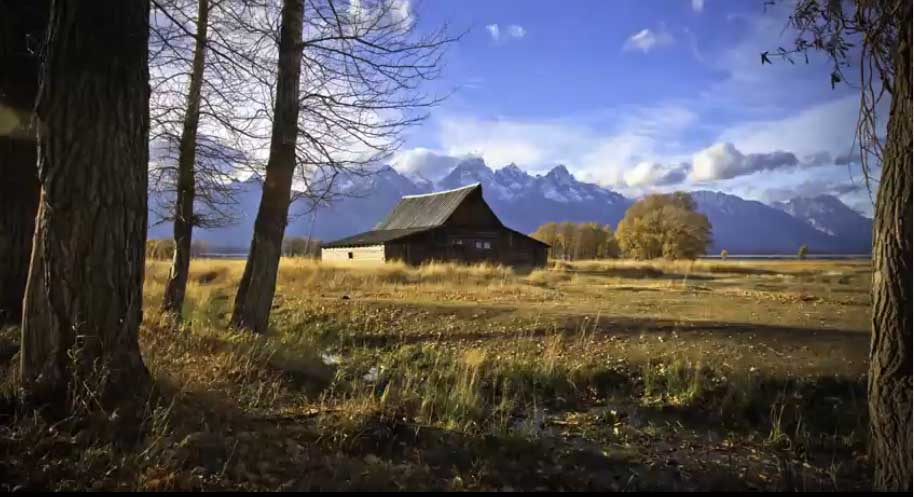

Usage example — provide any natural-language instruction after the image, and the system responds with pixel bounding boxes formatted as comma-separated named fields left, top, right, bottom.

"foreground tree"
left=230, top=0, right=454, bottom=332
left=867, top=14, right=912, bottom=490
left=149, top=0, right=263, bottom=317
left=0, top=1, right=47, bottom=324
left=769, top=0, right=912, bottom=489
left=228, top=0, right=305, bottom=332
left=158, top=0, right=211, bottom=315
left=20, top=1, right=150, bottom=404
left=615, top=193, right=711, bottom=260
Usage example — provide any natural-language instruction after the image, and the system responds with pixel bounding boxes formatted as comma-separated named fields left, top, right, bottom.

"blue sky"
left=383, top=0, right=877, bottom=215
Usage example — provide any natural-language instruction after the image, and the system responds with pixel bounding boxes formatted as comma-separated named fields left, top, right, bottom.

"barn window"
left=348, top=251, right=354, bottom=259
left=475, top=241, right=492, bottom=250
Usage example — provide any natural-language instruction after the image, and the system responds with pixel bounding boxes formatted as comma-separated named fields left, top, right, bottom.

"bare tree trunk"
left=20, top=0, right=150, bottom=406
left=162, top=0, right=209, bottom=316
left=0, top=0, right=46, bottom=325
left=868, top=5, right=913, bottom=491
left=229, top=0, right=304, bottom=333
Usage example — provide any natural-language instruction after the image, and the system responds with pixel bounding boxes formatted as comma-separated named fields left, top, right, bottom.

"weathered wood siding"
left=385, top=227, right=547, bottom=267
left=322, top=245, right=385, bottom=263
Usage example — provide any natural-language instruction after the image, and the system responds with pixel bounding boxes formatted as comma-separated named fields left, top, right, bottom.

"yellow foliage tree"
left=531, top=221, right=619, bottom=260
left=616, top=192, right=711, bottom=260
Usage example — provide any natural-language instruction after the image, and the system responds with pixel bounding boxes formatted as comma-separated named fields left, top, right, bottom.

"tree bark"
left=0, top=0, right=46, bottom=325
left=868, top=3, right=913, bottom=491
left=229, top=0, right=304, bottom=333
left=162, top=0, right=209, bottom=316
left=20, top=0, right=150, bottom=406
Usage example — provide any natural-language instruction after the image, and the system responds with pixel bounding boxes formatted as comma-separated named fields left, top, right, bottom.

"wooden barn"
left=322, top=183, right=549, bottom=267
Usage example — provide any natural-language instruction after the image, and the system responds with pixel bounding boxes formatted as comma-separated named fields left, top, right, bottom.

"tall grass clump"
left=323, top=338, right=607, bottom=435
left=277, top=258, right=518, bottom=292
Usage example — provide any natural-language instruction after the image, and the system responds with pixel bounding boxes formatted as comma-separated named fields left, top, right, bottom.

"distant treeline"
left=530, top=192, right=714, bottom=261
left=147, top=237, right=322, bottom=260
left=530, top=222, right=620, bottom=261
left=146, top=239, right=212, bottom=260
left=282, top=237, right=321, bottom=258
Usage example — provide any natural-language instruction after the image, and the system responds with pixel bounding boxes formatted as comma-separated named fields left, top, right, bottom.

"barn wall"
left=494, top=229, right=547, bottom=267
left=388, top=227, right=547, bottom=268
left=322, top=245, right=386, bottom=264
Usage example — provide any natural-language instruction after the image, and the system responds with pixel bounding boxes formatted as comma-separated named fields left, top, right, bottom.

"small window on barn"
left=348, top=251, right=354, bottom=259
left=475, top=241, right=483, bottom=249
left=484, top=241, right=492, bottom=249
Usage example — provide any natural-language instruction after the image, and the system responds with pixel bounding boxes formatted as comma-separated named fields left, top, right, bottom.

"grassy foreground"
left=1, top=257, right=872, bottom=490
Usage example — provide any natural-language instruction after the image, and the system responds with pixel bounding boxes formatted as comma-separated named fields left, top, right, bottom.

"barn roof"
left=373, top=183, right=482, bottom=230
left=321, top=227, right=432, bottom=248
left=321, top=183, right=553, bottom=250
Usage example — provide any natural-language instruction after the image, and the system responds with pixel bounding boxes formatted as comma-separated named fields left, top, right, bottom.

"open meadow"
left=1, top=257, right=872, bottom=491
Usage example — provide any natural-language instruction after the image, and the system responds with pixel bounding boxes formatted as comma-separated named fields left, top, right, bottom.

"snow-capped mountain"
left=430, top=160, right=630, bottom=232
left=771, top=195, right=872, bottom=253
left=148, top=159, right=873, bottom=255
left=691, top=191, right=844, bottom=255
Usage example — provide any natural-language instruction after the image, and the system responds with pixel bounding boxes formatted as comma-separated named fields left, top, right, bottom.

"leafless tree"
left=229, top=0, right=457, bottom=332
left=149, top=0, right=266, bottom=315
left=766, top=0, right=911, bottom=490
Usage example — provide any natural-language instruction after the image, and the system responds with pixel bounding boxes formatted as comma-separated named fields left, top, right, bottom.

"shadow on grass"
left=319, top=313, right=869, bottom=351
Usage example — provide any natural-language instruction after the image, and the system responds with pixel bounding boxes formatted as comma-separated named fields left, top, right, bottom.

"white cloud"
left=506, top=25, right=526, bottom=39
left=624, top=161, right=689, bottom=187
left=349, top=0, right=413, bottom=30
left=486, top=23, right=526, bottom=43
left=691, top=0, right=704, bottom=13
left=392, top=147, right=467, bottom=181
left=690, top=142, right=799, bottom=182
left=623, top=27, right=674, bottom=53
left=427, top=102, right=699, bottom=189
left=485, top=24, right=500, bottom=41
left=717, top=94, right=863, bottom=159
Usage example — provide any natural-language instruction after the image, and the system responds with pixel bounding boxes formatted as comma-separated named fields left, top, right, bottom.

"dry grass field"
left=1, top=257, right=873, bottom=490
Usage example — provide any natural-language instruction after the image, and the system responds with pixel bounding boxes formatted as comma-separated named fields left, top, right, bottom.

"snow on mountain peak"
left=546, top=164, right=574, bottom=182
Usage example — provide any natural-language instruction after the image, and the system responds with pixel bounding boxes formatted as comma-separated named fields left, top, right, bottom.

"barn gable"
left=373, top=183, right=493, bottom=231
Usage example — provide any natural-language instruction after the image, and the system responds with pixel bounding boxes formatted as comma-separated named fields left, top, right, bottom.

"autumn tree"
left=230, top=0, right=454, bottom=332
left=20, top=0, right=151, bottom=405
left=0, top=1, right=47, bottom=324
left=797, top=244, right=808, bottom=260
left=615, top=192, right=711, bottom=260
left=531, top=222, right=559, bottom=259
left=767, top=0, right=912, bottom=489
left=530, top=221, right=618, bottom=260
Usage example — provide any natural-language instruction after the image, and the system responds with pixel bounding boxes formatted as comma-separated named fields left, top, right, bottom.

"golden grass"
left=1, top=256, right=872, bottom=491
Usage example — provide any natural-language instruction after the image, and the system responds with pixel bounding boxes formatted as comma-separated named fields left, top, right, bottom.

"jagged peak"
left=546, top=164, right=572, bottom=178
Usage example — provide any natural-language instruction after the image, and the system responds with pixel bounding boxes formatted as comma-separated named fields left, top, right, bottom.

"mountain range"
left=148, top=158, right=873, bottom=255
